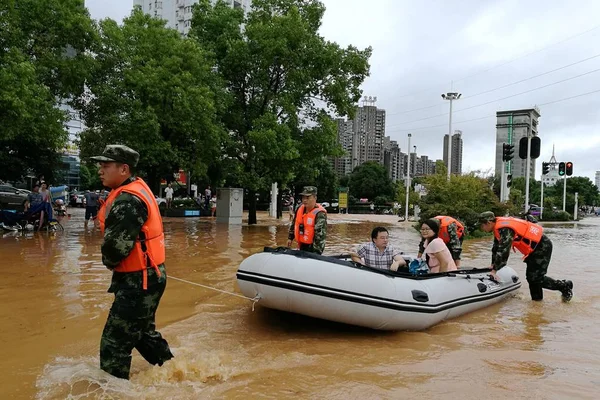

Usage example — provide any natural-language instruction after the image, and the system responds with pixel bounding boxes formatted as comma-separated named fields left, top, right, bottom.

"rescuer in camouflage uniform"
left=91, top=145, right=173, bottom=379
left=479, top=211, right=573, bottom=302
left=287, top=186, right=327, bottom=254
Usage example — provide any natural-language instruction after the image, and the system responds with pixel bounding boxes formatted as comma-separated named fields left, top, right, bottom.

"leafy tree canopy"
left=189, top=0, right=371, bottom=223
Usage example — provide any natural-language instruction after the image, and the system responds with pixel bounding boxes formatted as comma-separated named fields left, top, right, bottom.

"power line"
left=453, top=25, right=600, bottom=84
left=456, top=68, right=600, bottom=113
left=386, top=67, right=600, bottom=128
left=386, top=88, right=600, bottom=134
left=395, top=23, right=600, bottom=99
left=464, top=53, right=600, bottom=100
left=387, top=52, right=600, bottom=117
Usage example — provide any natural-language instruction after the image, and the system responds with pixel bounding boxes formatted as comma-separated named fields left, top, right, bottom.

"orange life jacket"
left=493, top=217, right=543, bottom=259
left=294, top=204, right=327, bottom=246
left=98, top=178, right=165, bottom=289
left=434, top=215, right=464, bottom=243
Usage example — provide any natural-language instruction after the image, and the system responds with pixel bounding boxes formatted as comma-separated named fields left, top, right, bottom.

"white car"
left=155, top=196, right=167, bottom=209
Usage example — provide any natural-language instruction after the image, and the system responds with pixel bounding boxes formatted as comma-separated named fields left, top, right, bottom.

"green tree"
left=0, top=0, right=96, bottom=182
left=190, top=0, right=371, bottom=224
left=293, top=157, right=338, bottom=201
left=419, top=173, right=509, bottom=233
left=77, top=9, right=223, bottom=192
left=347, top=161, right=394, bottom=201
left=395, top=181, right=420, bottom=212
left=435, top=160, right=447, bottom=176
left=79, top=163, right=102, bottom=190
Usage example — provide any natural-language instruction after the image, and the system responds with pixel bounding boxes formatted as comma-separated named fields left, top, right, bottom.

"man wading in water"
left=92, top=145, right=173, bottom=379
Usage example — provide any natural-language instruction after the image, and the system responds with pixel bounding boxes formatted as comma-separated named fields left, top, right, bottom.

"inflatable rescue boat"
left=236, top=247, right=522, bottom=331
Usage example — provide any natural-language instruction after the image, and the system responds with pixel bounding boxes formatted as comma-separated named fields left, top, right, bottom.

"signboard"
left=338, top=192, right=348, bottom=208
left=161, top=169, right=187, bottom=185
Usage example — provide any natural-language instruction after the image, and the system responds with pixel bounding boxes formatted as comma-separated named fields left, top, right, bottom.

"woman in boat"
left=419, top=219, right=458, bottom=273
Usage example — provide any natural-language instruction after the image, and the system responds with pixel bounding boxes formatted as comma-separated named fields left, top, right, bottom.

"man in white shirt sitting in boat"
left=351, top=227, right=407, bottom=271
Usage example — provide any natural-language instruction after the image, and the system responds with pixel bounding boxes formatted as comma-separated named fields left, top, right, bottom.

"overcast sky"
left=85, top=0, right=600, bottom=181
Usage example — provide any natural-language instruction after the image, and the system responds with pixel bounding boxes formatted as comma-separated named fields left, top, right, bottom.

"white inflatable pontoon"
left=237, top=247, right=522, bottom=331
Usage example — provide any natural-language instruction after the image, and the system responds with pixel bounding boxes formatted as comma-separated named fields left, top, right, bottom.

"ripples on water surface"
left=0, top=211, right=599, bottom=399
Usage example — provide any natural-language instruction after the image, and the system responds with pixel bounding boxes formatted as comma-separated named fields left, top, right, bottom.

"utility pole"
left=563, top=175, right=567, bottom=211
left=405, top=133, right=411, bottom=222
left=540, top=180, right=544, bottom=220
left=441, top=92, right=461, bottom=181
left=524, top=117, right=533, bottom=212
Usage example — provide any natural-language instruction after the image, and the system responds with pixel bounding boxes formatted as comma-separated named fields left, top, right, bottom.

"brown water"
left=1, top=210, right=599, bottom=399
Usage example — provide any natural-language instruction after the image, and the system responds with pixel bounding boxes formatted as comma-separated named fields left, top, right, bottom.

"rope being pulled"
left=169, top=276, right=261, bottom=311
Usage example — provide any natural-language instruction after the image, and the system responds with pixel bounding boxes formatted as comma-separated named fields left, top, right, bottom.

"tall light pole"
left=441, top=92, right=461, bottom=181
left=405, top=133, right=411, bottom=222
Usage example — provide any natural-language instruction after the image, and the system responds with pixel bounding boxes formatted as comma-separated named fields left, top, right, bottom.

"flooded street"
left=1, top=210, right=599, bottom=399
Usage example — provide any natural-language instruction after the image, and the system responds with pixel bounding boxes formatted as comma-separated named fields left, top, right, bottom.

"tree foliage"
left=0, top=0, right=95, bottom=182
left=347, top=161, right=394, bottom=201
left=510, top=176, right=600, bottom=217
left=190, top=0, right=371, bottom=223
left=419, top=173, right=509, bottom=233
left=77, top=9, right=224, bottom=191
left=395, top=181, right=420, bottom=211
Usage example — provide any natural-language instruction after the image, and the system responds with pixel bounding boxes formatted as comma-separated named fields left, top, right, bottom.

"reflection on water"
left=1, top=212, right=600, bottom=399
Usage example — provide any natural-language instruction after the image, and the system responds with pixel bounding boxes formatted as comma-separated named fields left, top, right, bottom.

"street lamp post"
left=441, top=92, right=461, bottom=181
left=405, top=133, right=411, bottom=222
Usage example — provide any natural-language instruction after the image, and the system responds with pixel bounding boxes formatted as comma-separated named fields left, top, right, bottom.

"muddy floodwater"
left=1, top=210, right=599, bottom=399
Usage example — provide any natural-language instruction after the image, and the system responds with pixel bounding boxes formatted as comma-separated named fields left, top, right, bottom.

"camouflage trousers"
left=524, top=235, right=567, bottom=300
left=100, top=265, right=173, bottom=379
left=446, top=236, right=464, bottom=261
left=299, top=243, right=322, bottom=255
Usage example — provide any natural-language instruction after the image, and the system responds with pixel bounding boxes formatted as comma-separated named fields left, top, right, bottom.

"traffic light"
left=558, top=162, right=566, bottom=176
left=507, top=174, right=512, bottom=188
left=566, top=162, right=573, bottom=176
left=502, top=143, right=515, bottom=162
left=542, top=162, right=550, bottom=175
left=518, top=136, right=541, bottom=159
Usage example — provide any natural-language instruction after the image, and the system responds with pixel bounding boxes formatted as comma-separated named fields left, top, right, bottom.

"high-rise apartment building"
left=595, top=171, right=600, bottom=188
left=442, top=130, right=463, bottom=174
left=133, top=0, right=252, bottom=36
left=333, top=100, right=387, bottom=175
left=333, top=100, right=439, bottom=182
left=351, top=103, right=386, bottom=168
left=333, top=118, right=354, bottom=177
left=383, top=139, right=403, bottom=182
left=495, top=108, right=540, bottom=179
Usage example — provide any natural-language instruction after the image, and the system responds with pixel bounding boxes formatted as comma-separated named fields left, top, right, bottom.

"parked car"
left=321, top=199, right=339, bottom=213
left=155, top=195, right=167, bottom=210
left=70, top=191, right=86, bottom=207
left=0, top=185, right=29, bottom=209
left=529, top=206, right=542, bottom=217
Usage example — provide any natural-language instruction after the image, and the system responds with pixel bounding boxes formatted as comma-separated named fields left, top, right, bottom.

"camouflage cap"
left=478, top=211, right=496, bottom=223
left=300, top=186, right=318, bottom=196
left=90, top=145, right=139, bottom=167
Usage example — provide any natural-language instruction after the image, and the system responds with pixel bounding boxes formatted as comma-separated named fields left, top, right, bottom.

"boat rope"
left=169, top=276, right=261, bottom=311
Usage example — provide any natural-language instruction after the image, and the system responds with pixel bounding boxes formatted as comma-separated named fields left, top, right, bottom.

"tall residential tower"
left=133, top=0, right=252, bottom=36
left=495, top=108, right=540, bottom=179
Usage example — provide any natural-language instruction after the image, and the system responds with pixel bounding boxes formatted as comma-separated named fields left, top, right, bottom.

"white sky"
left=86, top=0, right=600, bottom=181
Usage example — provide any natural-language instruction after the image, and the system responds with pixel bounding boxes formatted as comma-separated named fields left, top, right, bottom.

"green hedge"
left=541, top=210, right=571, bottom=221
